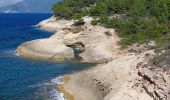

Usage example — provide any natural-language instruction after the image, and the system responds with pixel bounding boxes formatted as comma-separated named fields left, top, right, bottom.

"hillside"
left=51, top=0, right=170, bottom=100
left=52, top=0, right=170, bottom=48
left=0, top=0, right=60, bottom=13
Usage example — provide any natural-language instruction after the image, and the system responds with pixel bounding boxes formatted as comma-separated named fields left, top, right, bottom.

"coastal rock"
left=137, top=52, right=170, bottom=100
left=37, top=16, right=74, bottom=33
left=37, top=16, right=59, bottom=33
left=17, top=31, right=75, bottom=62
left=61, top=51, right=155, bottom=100
left=17, top=15, right=170, bottom=100
left=64, top=26, right=119, bottom=63
left=17, top=16, right=120, bottom=63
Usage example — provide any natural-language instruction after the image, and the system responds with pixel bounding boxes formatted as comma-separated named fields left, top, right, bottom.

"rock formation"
left=137, top=50, right=170, bottom=100
left=17, top=16, right=120, bottom=63
left=17, top=16, right=170, bottom=100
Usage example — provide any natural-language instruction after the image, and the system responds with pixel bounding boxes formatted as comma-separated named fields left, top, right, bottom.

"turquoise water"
left=0, top=13, right=93, bottom=100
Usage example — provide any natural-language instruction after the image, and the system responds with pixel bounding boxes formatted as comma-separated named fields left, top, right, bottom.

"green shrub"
left=52, top=0, right=170, bottom=47
left=91, top=20, right=99, bottom=25
left=105, top=31, right=112, bottom=36
left=74, top=18, right=85, bottom=26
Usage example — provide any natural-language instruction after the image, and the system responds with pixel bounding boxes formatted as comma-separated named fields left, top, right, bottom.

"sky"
left=0, top=0, right=23, bottom=7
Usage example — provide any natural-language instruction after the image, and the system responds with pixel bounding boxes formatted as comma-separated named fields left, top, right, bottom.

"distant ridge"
left=0, top=0, right=61, bottom=13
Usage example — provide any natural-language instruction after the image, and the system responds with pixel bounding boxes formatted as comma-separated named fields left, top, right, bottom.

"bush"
left=105, top=31, right=112, bottom=36
left=91, top=19, right=99, bottom=25
left=52, top=0, right=170, bottom=47
left=74, top=18, right=85, bottom=26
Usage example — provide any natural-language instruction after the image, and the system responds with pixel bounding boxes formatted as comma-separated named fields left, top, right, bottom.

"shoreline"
left=58, top=51, right=155, bottom=100
left=58, top=76, right=75, bottom=100
left=17, top=16, right=119, bottom=63
left=16, top=16, right=152, bottom=100
left=16, top=16, right=170, bottom=100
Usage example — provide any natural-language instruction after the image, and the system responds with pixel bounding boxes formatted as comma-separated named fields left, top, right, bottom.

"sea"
left=0, top=13, right=93, bottom=100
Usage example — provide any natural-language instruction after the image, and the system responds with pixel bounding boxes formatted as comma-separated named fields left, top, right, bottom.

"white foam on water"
left=28, top=76, right=65, bottom=100
left=51, top=76, right=64, bottom=85
left=14, top=51, right=20, bottom=56
left=31, top=25, right=37, bottom=27
left=49, top=88, right=65, bottom=100
left=49, top=76, right=65, bottom=100
left=32, top=25, right=44, bottom=31
left=28, top=83, right=45, bottom=88
left=1, top=50, right=19, bottom=57
left=11, top=50, right=20, bottom=56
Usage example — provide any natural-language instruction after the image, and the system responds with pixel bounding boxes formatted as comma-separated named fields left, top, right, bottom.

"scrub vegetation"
left=52, top=0, right=170, bottom=46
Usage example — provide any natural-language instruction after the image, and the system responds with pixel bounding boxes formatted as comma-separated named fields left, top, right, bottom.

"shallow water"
left=0, top=13, right=93, bottom=100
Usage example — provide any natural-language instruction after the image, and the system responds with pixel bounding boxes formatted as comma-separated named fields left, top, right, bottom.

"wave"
left=0, top=49, right=19, bottom=57
left=14, top=50, right=19, bottom=56
left=46, top=76, right=65, bottom=100
left=31, top=25, right=43, bottom=30
left=8, top=50, right=20, bottom=56
left=51, top=76, right=64, bottom=84
left=28, top=76, right=65, bottom=100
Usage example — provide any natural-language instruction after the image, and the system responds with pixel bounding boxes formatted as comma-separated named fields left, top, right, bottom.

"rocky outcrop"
left=137, top=50, right=170, bottom=100
left=61, top=50, right=155, bottom=100
left=17, top=15, right=170, bottom=100
left=37, top=16, right=74, bottom=33
left=37, top=16, right=59, bottom=33
left=17, top=31, right=75, bottom=62
left=17, top=16, right=120, bottom=63
left=64, top=26, right=120, bottom=63
left=60, top=42, right=170, bottom=100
